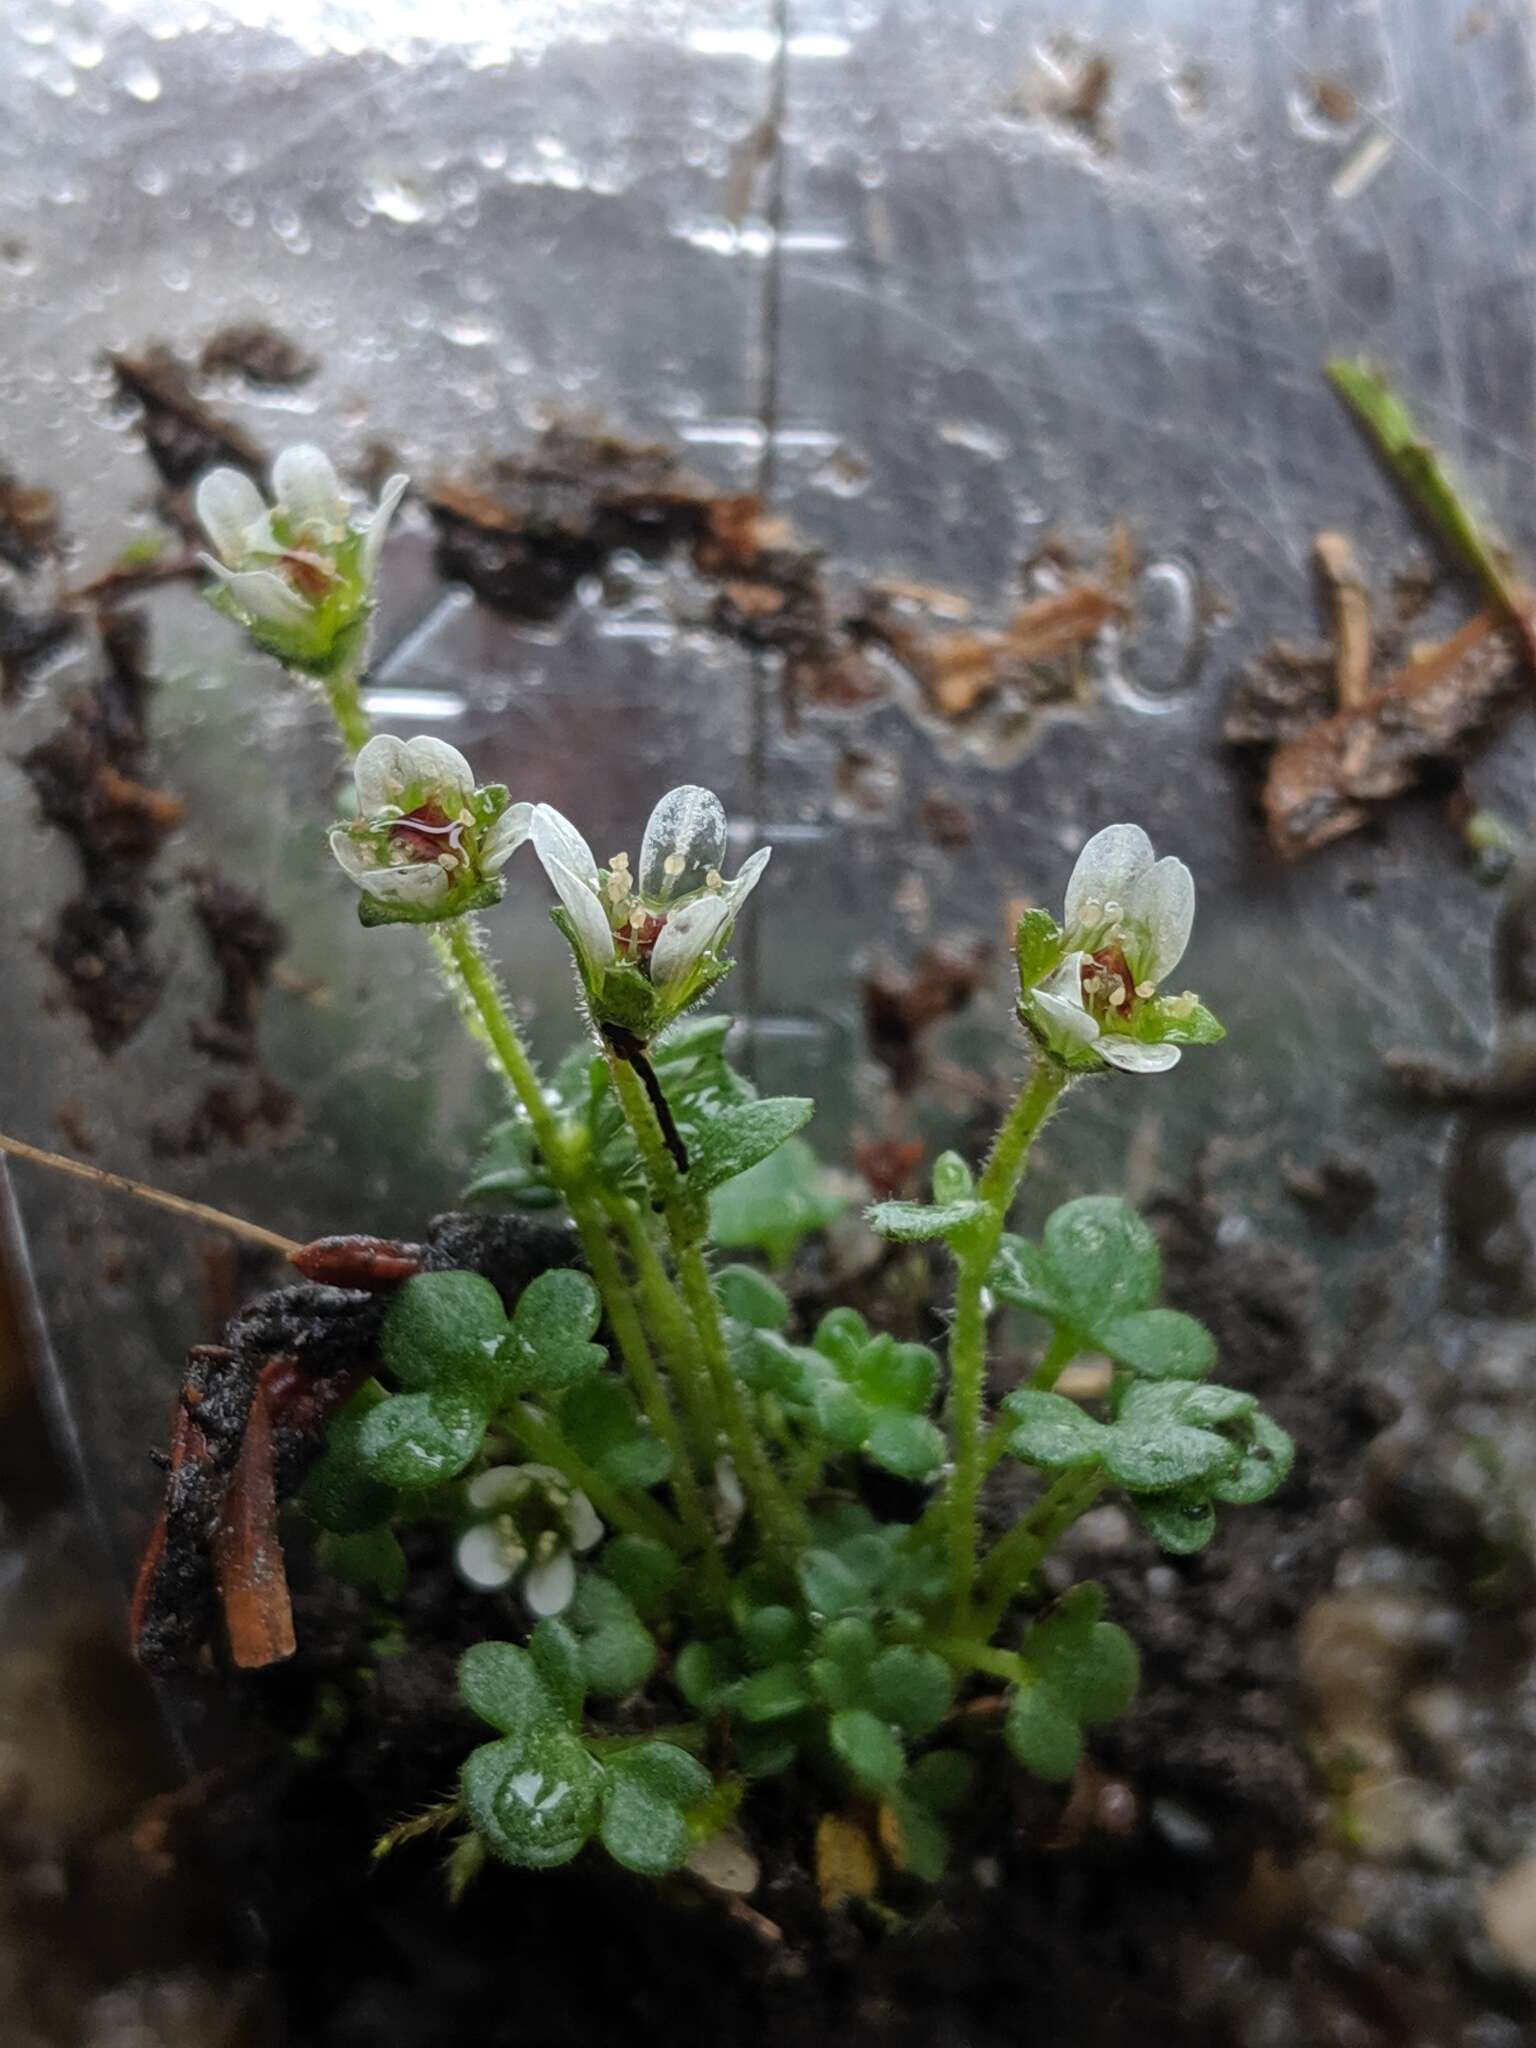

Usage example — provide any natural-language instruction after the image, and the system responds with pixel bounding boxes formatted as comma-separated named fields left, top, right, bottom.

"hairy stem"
left=943, top=1059, right=1069, bottom=1623
left=970, top=1466, right=1107, bottom=1638
left=606, top=1052, right=806, bottom=1553
left=436, top=922, right=726, bottom=1596
left=503, top=1403, right=687, bottom=1551
left=606, top=1194, right=724, bottom=1466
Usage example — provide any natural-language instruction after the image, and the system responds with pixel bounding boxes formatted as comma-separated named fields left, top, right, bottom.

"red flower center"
left=1081, top=944, right=1136, bottom=1020
left=389, top=801, right=467, bottom=866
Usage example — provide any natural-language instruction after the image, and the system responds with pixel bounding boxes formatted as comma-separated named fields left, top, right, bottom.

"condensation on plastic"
left=2, top=0, right=1533, bottom=1575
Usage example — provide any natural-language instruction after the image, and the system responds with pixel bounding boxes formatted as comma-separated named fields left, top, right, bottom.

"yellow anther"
left=1135, top=982, right=1155, bottom=1000
left=705, top=868, right=723, bottom=891
left=663, top=852, right=687, bottom=877
left=629, top=904, right=649, bottom=929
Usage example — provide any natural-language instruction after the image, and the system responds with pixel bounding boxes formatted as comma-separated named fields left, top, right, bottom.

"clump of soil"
left=0, top=464, right=62, bottom=571
left=150, top=870, right=299, bottom=1160
left=19, top=610, right=181, bottom=1052
left=0, top=590, right=79, bottom=703
left=198, top=324, right=317, bottom=390
left=109, top=348, right=264, bottom=528
left=862, top=940, right=994, bottom=1093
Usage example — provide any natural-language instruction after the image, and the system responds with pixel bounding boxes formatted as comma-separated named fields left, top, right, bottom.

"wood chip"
left=1262, top=610, right=1521, bottom=859
left=1314, top=530, right=1373, bottom=708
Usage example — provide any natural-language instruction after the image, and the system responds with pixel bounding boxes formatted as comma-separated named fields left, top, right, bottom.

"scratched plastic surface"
left=2, top=0, right=1534, bottom=1576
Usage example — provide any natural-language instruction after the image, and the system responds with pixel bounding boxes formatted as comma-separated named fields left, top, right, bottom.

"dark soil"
left=0, top=590, right=79, bottom=702
left=861, top=940, right=994, bottom=1094
left=109, top=347, right=265, bottom=531
left=0, top=463, right=62, bottom=570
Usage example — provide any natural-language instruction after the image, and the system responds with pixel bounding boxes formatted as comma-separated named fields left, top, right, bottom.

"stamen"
left=1135, top=982, right=1155, bottom=1000
left=1102, top=898, right=1121, bottom=919
left=663, top=853, right=686, bottom=878
left=705, top=868, right=723, bottom=891
left=609, top=851, right=630, bottom=871
left=629, top=904, right=649, bottom=929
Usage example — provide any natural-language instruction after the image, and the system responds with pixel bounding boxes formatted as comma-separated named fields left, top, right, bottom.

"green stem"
left=929, top=1638, right=1027, bottom=1684
left=607, top=1052, right=807, bottom=1553
left=1029, top=1328, right=1079, bottom=1394
left=606, top=1195, right=724, bottom=1466
left=323, top=666, right=372, bottom=757
left=942, top=1060, right=1069, bottom=1622
left=436, top=922, right=726, bottom=1598
left=503, top=1403, right=686, bottom=1551
left=970, top=1466, right=1107, bottom=1637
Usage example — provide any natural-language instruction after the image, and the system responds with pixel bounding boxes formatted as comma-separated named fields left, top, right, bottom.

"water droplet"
left=122, top=59, right=161, bottom=103
left=362, top=175, right=428, bottom=226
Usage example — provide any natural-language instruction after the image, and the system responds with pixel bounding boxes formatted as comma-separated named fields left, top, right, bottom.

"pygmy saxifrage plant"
left=193, top=444, right=1292, bottom=1894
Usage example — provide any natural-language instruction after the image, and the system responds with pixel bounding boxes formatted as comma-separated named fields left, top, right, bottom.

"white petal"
left=402, top=735, right=476, bottom=809
left=329, top=826, right=375, bottom=882
left=1097, top=1037, right=1182, bottom=1075
left=481, top=802, right=534, bottom=874
left=713, top=1456, right=746, bottom=1542
left=456, top=1522, right=521, bottom=1590
left=273, top=443, right=346, bottom=530
left=359, top=472, right=408, bottom=584
left=1122, top=855, right=1195, bottom=985
left=1064, top=823, right=1155, bottom=930
left=532, top=804, right=600, bottom=891
left=195, top=468, right=266, bottom=563
left=567, top=1492, right=604, bottom=1553
left=203, top=558, right=313, bottom=629
left=724, top=843, right=771, bottom=912
left=1032, top=953, right=1099, bottom=1041
left=466, top=1464, right=531, bottom=1510
left=639, top=784, right=728, bottom=904
left=649, top=892, right=733, bottom=988
left=356, top=861, right=451, bottom=906
left=354, top=734, right=414, bottom=816
left=546, top=856, right=616, bottom=970
left=523, top=1550, right=577, bottom=1616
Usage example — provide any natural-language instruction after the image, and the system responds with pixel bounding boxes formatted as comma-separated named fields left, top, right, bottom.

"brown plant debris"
left=0, top=589, right=80, bottom=702
left=108, top=346, right=264, bottom=496
left=1260, top=611, right=1521, bottom=860
left=185, top=868, right=288, bottom=1067
left=1311, top=76, right=1358, bottom=125
left=1282, top=1153, right=1379, bottom=1233
left=198, top=321, right=318, bottom=389
left=19, top=610, right=181, bottom=1052
left=150, top=869, right=299, bottom=1159
left=862, top=939, right=992, bottom=1094
left=1314, top=529, right=1373, bottom=708
left=0, top=465, right=62, bottom=570
left=851, top=570, right=1126, bottom=721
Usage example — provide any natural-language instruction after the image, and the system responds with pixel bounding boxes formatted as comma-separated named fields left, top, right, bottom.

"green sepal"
left=1015, top=906, right=1066, bottom=990
left=356, top=876, right=503, bottom=929
left=1131, top=995, right=1226, bottom=1047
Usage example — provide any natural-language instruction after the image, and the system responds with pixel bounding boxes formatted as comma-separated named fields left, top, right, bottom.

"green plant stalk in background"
left=942, top=1059, right=1069, bottom=1621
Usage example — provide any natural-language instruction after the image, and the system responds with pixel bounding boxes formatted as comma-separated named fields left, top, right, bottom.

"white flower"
left=530, top=784, right=770, bottom=999
left=329, top=732, right=529, bottom=922
left=454, top=1463, right=603, bottom=1615
left=195, top=444, right=407, bottom=667
left=1023, top=824, right=1201, bottom=1075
